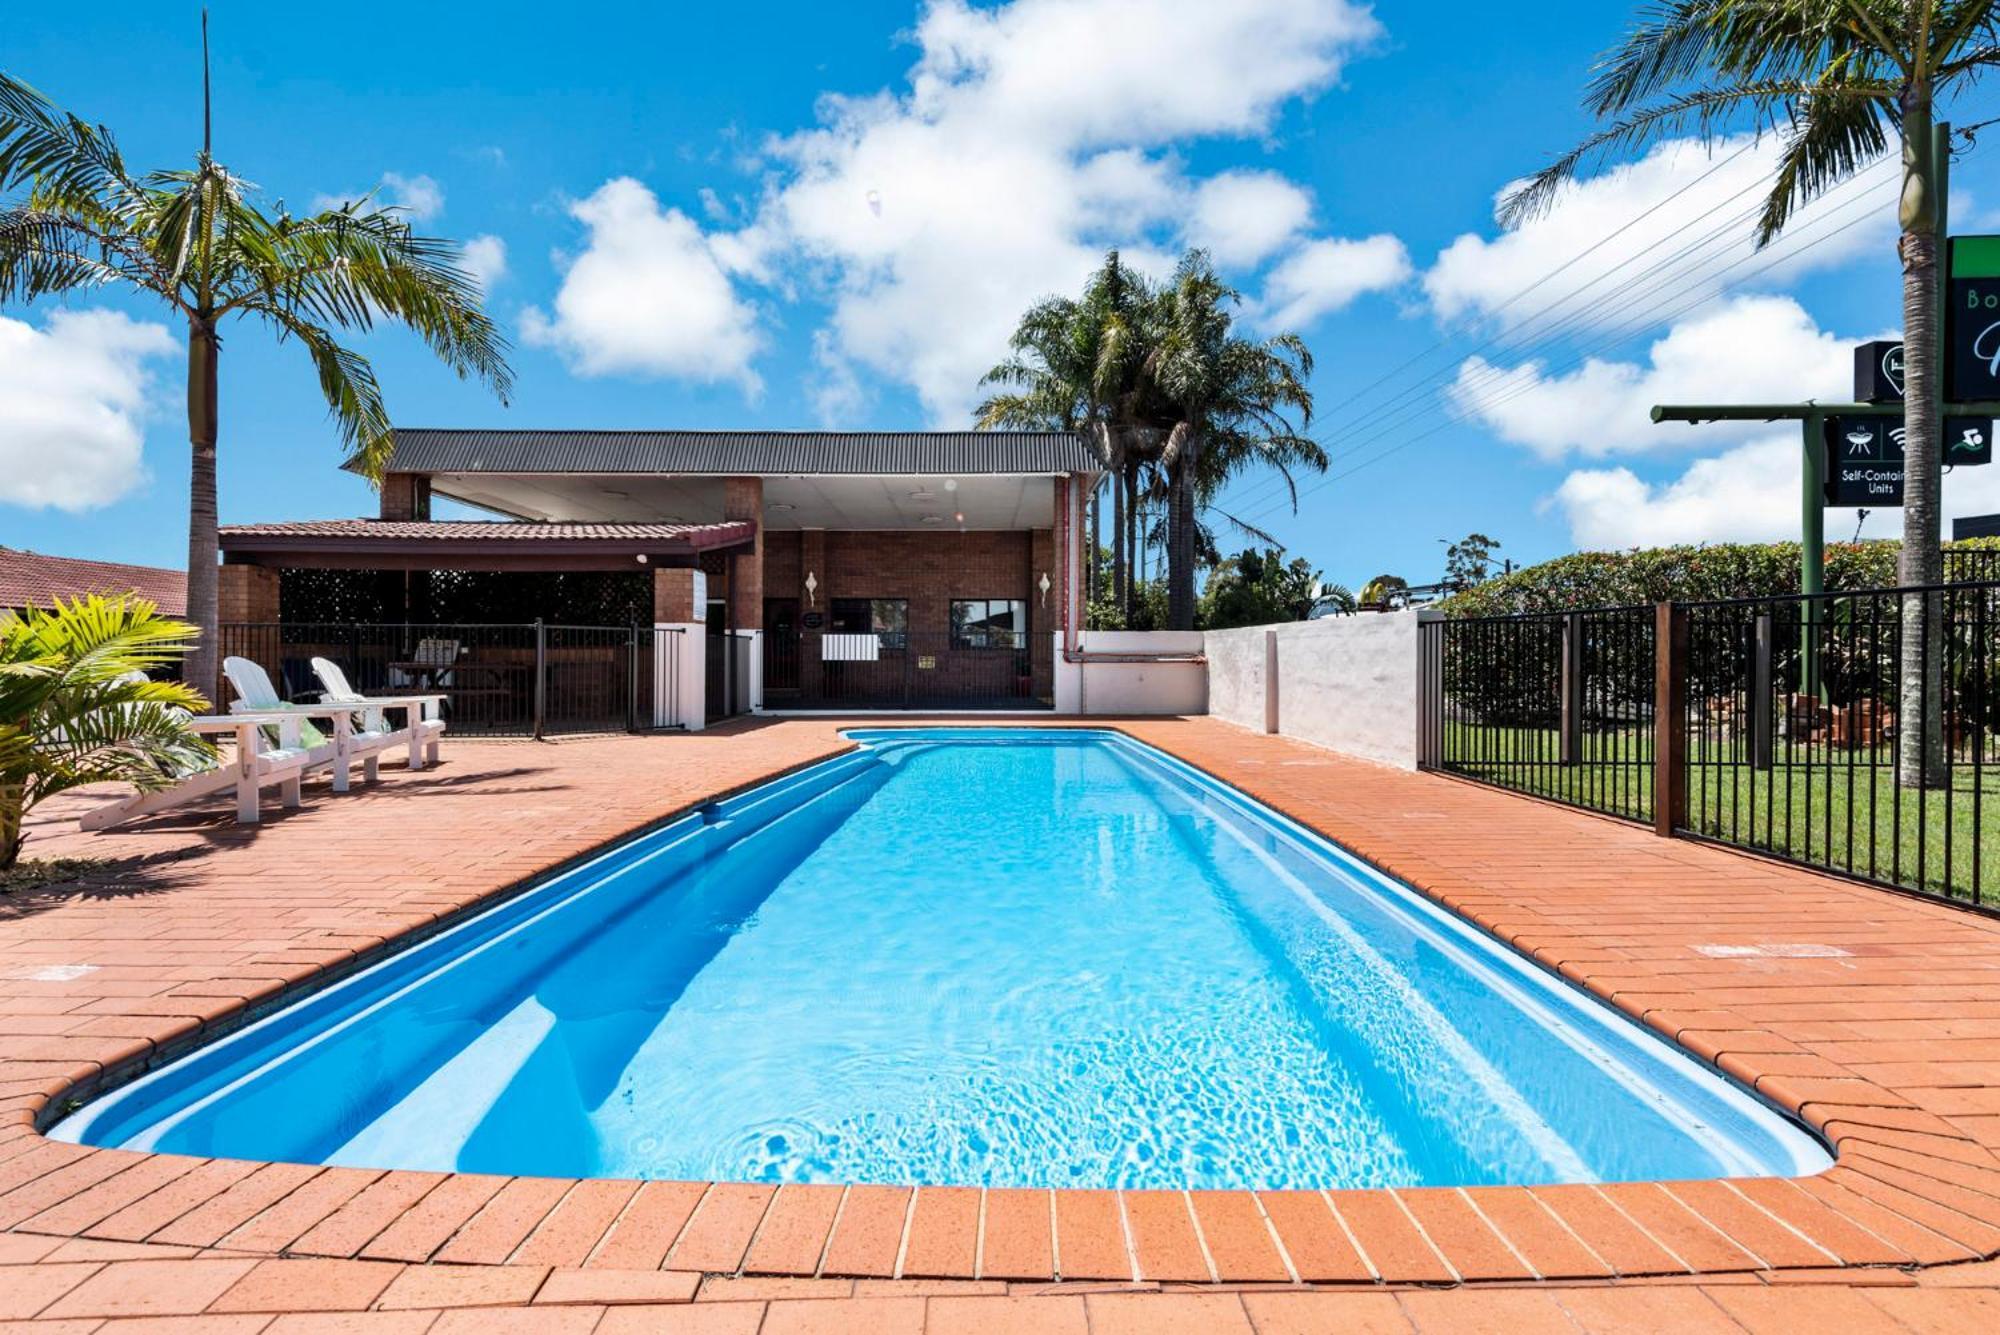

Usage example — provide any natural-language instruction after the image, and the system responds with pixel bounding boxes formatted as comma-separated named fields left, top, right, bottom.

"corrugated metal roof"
left=353, top=428, right=1097, bottom=477
left=0, top=547, right=186, bottom=614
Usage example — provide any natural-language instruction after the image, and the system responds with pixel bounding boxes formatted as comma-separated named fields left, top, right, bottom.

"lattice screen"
left=278, top=569, right=653, bottom=625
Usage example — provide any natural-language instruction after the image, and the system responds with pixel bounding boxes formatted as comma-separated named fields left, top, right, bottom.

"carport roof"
left=219, top=519, right=756, bottom=570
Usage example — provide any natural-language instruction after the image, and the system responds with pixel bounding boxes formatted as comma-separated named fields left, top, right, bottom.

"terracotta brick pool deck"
left=4, top=716, right=2000, bottom=1331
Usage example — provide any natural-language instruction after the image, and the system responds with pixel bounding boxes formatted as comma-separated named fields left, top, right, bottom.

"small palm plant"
left=1, top=596, right=213, bottom=870
left=0, top=36, right=513, bottom=695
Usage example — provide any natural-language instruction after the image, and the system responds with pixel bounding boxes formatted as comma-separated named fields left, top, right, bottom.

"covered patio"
left=216, top=519, right=757, bottom=734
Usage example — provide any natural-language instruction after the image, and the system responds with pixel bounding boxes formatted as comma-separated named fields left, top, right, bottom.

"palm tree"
left=2, top=595, right=212, bottom=870
left=979, top=251, right=1156, bottom=621
left=0, top=45, right=512, bottom=697
left=1504, top=2, right=2000, bottom=788
left=1146, top=251, right=1315, bottom=630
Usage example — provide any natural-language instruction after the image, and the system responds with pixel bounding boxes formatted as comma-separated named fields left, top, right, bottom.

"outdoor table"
left=386, top=659, right=529, bottom=697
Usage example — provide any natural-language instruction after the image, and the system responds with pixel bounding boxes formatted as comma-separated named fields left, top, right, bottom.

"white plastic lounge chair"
left=221, top=655, right=361, bottom=786
left=80, top=710, right=316, bottom=829
left=310, top=656, right=448, bottom=771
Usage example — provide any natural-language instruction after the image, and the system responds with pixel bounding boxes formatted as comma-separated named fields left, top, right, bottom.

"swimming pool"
left=53, top=728, right=1828, bottom=1190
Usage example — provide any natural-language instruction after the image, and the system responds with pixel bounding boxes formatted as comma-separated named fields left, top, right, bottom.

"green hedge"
left=1440, top=538, right=2000, bottom=617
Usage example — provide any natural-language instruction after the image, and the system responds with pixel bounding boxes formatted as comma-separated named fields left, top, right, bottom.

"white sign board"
left=690, top=570, right=707, bottom=622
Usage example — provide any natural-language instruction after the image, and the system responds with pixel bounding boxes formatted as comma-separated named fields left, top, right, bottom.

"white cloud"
left=807, top=329, right=868, bottom=426
left=1425, top=135, right=1897, bottom=330
left=1552, top=433, right=2000, bottom=549
left=459, top=234, right=508, bottom=291
left=0, top=309, right=176, bottom=512
left=1550, top=436, right=1799, bottom=547
left=1186, top=170, right=1313, bottom=267
left=313, top=171, right=446, bottom=221
left=521, top=177, right=763, bottom=390
left=1450, top=295, right=1890, bottom=460
left=1259, top=233, right=1410, bottom=329
left=520, top=0, right=1382, bottom=412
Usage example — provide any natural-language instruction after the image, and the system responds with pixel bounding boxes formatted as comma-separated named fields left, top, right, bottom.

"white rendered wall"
left=1053, top=631, right=1208, bottom=715
left=1205, top=611, right=1431, bottom=768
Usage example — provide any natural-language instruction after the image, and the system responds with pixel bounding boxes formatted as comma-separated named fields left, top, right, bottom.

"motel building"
left=215, top=429, right=1205, bottom=731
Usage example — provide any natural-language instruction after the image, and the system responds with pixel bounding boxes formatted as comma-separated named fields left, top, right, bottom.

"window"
left=951, top=599, right=1028, bottom=649
left=830, top=597, right=908, bottom=649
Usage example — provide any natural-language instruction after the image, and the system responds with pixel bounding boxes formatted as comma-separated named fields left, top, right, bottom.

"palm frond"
left=0, top=73, right=142, bottom=210
left=236, top=303, right=397, bottom=477
left=221, top=204, right=513, bottom=403
left=1500, top=78, right=1892, bottom=227
left=1756, top=84, right=1893, bottom=243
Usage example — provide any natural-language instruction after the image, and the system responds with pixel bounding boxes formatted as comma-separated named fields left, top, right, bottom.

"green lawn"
left=1440, top=722, right=2000, bottom=905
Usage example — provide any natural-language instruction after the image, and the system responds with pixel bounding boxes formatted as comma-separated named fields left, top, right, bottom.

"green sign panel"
left=1948, top=236, right=2000, bottom=401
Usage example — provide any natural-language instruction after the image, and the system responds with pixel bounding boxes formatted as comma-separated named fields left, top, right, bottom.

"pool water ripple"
left=54, top=729, right=1829, bottom=1191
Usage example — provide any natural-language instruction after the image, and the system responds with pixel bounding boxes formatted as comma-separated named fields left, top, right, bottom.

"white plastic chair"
left=80, top=708, right=315, bottom=829
left=311, top=656, right=448, bottom=771
left=222, top=655, right=354, bottom=783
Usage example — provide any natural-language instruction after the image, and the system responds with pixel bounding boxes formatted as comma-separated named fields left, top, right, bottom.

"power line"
left=1240, top=141, right=1767, bottom=468
left=1236, top=184, right=1895, bottom=522
left=1224, top=156, right=1897, bottom=521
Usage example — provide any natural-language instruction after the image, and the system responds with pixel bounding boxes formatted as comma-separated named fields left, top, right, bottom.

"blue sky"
left=6, top=0, right=2000, bottom=591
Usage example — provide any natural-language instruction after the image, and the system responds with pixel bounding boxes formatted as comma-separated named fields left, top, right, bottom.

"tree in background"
left=0, top=35, right=512, bottom=696
left=1505, top=2, right=2000, bottom=787
left=1148, top=251, right=1317, bottom=630
left=979, top=251, right=1159, bottom=624
left=1444, top=533, right=1503, bottom=590
left=983, top=249, right=1321, bottom=632
left=1200, top=548, right=1328, bottom=629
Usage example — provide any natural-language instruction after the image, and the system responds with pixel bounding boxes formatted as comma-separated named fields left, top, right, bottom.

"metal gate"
left=218, top=621, right=686, bottom=736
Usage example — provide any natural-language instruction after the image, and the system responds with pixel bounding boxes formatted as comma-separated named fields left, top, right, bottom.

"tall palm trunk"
left=1122, top=462, right=1139, bottom=620
left=184, top=317, right=221, bottom=703
left=1110, top=448, right=1127, bottom=619
left=1897, top=82, right=1947, bottom=789
left=1167, top=450, right=1199, bottom=630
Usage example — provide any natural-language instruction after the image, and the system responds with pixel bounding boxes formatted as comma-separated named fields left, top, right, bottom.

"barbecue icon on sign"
left=1845, top=427, right=1876, bottom=456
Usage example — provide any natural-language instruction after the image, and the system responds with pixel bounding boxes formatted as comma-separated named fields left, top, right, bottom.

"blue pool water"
left=54, top=729, right=1828, bottom=1190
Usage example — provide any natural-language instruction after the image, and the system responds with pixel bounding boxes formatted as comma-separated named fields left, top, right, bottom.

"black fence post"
left=1560, top=612, right=1583, bottom=766
left=532, top=618, right=547, bottom=741
left=1752, top=610, right=1774, bottom=771
left=1653, top=601, right=1689, bottom=838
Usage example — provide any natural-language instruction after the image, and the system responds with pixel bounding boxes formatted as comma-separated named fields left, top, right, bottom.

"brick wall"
left=754, top=528, right=1056, bottom=699
left=378, top=474, right=431, bottom=521
left=218, top=564, right=279, bottom=623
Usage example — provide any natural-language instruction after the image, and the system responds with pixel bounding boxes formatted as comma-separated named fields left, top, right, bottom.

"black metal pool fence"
left=217, top=621, right=686, bottom=738
left=1420, top=580, right=2000, bottom=909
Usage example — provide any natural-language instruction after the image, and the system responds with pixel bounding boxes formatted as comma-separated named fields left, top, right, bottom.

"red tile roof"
left=220, top=519, right=753, bottom=544
left=0, top=547, right=187, bottom=615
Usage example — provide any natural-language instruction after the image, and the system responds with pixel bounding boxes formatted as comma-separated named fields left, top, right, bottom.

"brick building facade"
left=219, top=429, right=1094, bottom=717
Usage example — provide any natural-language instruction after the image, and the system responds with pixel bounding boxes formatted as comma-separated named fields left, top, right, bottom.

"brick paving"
left=2, top=717, right=2000, bottom=1328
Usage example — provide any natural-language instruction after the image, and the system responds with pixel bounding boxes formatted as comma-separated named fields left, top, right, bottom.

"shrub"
left=1440, top=538, right=2000, bottom=617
